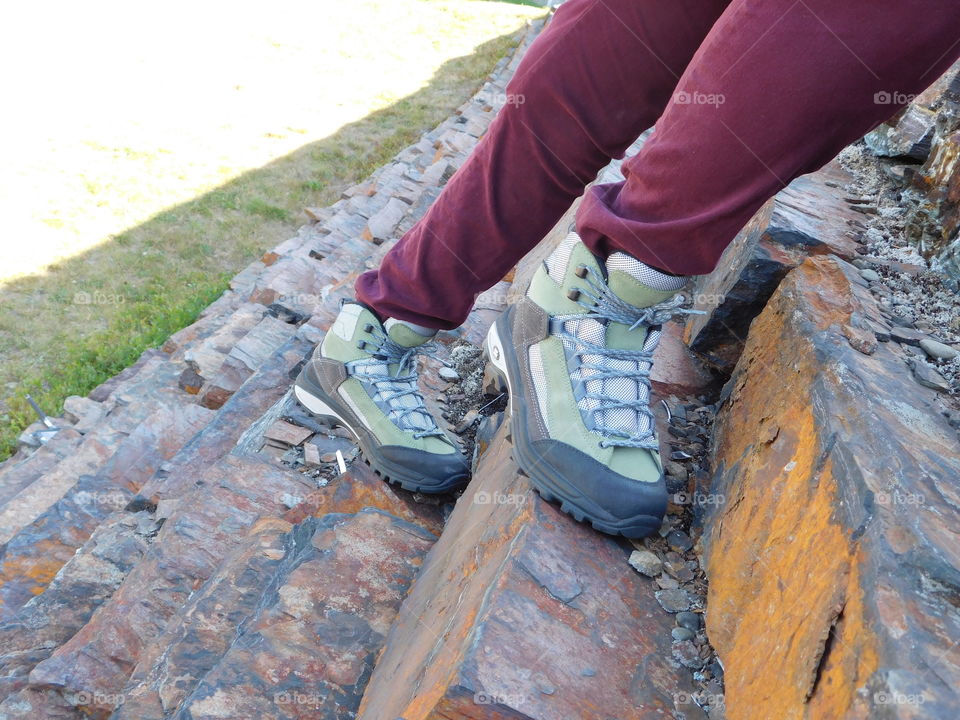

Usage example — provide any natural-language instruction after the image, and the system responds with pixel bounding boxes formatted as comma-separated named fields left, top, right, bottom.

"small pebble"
left=628, top=549, right=663, bottom=577
left=910, top=360, right=951, bottom=393
left=667, top=529, right=694, bottom=553
left=454, top=409, right=479, bottom=433
left=672, top=639, right=706, bottom=669
left=676, top=611, right=701, bottom=631
left=581, top=667, right=596, bottom=677
left=672, top=627, right=695, bottom=642
left=859, top=268, right=881, bottom=283
left=664, top=461, right=688, bottom=480
left=655, top=589, right=691, bottom=613
left=664, top=561, right=695, bottom=582
left=656, top=575, right=680, bottom=590
left=919, top=337, right=959, bottom=361
left=303, top=443, right=322, bottom=467
left=438, top=367, right=460, bottom=381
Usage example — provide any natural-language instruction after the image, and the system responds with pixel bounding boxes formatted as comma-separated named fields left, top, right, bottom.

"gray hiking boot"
left=295, top=300, right=469, bottom=493
left=484, top=232, right=691, bottom=537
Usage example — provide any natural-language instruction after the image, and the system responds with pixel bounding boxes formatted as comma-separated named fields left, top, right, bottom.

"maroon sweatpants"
left=357, top=0, right=960, bottom=330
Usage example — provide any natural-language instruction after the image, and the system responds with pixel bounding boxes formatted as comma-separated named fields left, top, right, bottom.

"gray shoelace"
left=556, top=267, right=701, bottom=450
left=345, top=328, right=446, bottom=440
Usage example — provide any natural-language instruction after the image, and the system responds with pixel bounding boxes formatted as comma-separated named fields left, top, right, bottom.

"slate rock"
left=703, top=256, right=960, bottom=719
left=355, top=424, right=700, bottom=720
left=628, top=549, right=663, bottom=577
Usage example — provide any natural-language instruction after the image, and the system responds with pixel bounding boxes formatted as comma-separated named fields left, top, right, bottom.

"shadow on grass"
left=0, top=24, right=535, bottom=458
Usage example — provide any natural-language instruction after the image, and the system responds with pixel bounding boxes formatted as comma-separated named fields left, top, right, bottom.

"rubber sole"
left=293, top=372, right=467, bottom=495
left=484, top=313, right=663, bottom=538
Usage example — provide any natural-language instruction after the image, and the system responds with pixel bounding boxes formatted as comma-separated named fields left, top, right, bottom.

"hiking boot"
left=484, top=232, right=690, bottom=537
left=295, top=300, right=468, bottom=493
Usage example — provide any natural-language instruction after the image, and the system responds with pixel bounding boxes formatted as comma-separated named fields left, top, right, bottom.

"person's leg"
left=485, top=0, right=960, bottom=537
left=356, top=0, right=730, bottom=330
left=576, top=0, right=960, bottom=274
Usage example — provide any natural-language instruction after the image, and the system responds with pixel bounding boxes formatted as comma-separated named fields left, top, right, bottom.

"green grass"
left=0, top=0, right=546, bottom=459
left=4, top=280, right=229, bottom=447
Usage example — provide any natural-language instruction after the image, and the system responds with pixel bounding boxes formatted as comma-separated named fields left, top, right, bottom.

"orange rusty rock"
left=282, top=461, right=444, bottom=536
left=704, top=255, right=960, bottom=718
left=356, top=424, right=701, bottom=720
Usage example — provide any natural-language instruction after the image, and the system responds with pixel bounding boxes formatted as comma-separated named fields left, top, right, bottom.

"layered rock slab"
left=0, top=512, right=155, bottom=700
left=113, top=463, right=441, bottom=719
left=0, top=402, right=213, bottom=620
left=26, top=454, right=317, bottom=716
left=171, top=509, right=435, bottom=720
left=702, top=255, right=960, bottom=719
left=356, top=425, right=702, bottom=720
left=684, top=161, right=862, bottom=372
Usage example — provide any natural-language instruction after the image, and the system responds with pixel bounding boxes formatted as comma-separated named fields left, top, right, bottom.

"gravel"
left=837, top=142, right=960, bottom=400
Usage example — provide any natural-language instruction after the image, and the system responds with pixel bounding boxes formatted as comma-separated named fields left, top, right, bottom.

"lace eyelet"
left=574, top=265, right=588, bottom=279
left=357, top=340, right=367, bottom=350
left=363, top=323, right=374, bottom=334
left=567, top=288, right=581, bottom=301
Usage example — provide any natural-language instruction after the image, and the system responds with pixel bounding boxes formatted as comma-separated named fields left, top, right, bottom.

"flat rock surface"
left=703, top=255, right=960, bottom=719
left=357, top=424, right=702, bottom=720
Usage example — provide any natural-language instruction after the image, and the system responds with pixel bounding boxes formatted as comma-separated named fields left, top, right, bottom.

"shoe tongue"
left=367, top=319, right=437, bottom=434
left=564, top=316, right=661, bottom=438
left=560, top=253, right=684, bottom=440
left=604, top=252, right=686, bottom=309
left=384, top=318, right=436, bottom=348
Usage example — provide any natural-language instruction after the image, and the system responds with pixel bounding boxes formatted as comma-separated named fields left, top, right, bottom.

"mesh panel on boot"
left=360, top=359, right=434, bottom=433
left=561, top=319, right=659, bottom=437
left=533, top=232, right=683, bottom=442
left=544, top=232, right=581, bottom=280
left=606, top=252, right=687, bottom=291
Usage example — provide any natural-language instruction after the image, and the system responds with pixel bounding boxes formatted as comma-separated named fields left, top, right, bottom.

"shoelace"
left=345, top=327, right=446, bottom=440
left=555, top=267, right=700, bottom=450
